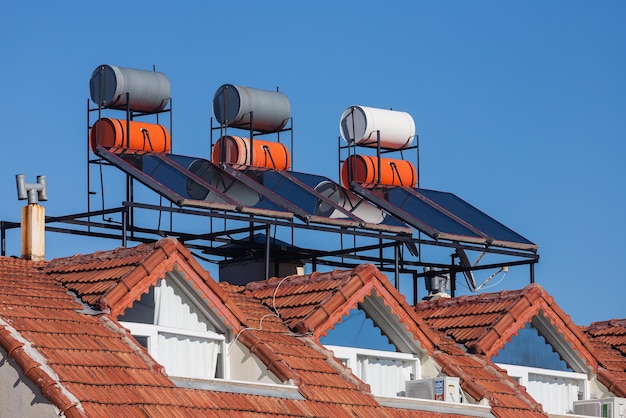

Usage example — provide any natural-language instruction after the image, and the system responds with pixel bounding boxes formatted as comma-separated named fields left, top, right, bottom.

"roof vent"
left=16, top=174, right=47, bottom=261
left=423, top=267, right=450, bottom=300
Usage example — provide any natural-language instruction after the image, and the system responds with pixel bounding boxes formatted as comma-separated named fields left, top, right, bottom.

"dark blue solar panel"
left=97, top=148, right=288, bottom=213
left=385, top=188, right=482, bottom=239
left=164, top=154, right=285, bottom=212
left=140, top=154, right=231, bottom=205
left=248, top=169, right=405, bottom=227
left=417, top=188, right=535, bottom=246
left=96, top=148, right=409, bottom=230
left=257, top=171, right=317, bottom=214
left=352, top=184, right=536, bottom=250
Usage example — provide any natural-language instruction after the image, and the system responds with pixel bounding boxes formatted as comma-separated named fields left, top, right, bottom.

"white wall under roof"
left=0, top=347, right=61, bottom=418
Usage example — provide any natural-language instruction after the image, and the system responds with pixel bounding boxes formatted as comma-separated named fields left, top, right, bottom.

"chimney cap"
left=16, top=174, right=47, bottom=204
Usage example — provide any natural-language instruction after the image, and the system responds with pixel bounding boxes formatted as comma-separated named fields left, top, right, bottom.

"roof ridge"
left=95, top=239, right=181, bottom=313
left=416, top=283, right=547, bottom=310
left=0, top=255, right=48, bottom=267
left=293, top=265, right=377, bottom=336
left=587, top=318, right=626, bottom=330
left=102, top=238, right=247, bottom=327
left=244, top=267, right=357, bottom=292
left=45, top=240, right=163, bottom=270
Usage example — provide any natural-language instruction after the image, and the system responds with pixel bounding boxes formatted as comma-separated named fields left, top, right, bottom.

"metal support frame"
left=87, top=89, right=173, bottom=239
left=336, top=109, right=538, bottom=297
left=0, top=92, right=540, bottom=307
left=0, top=198, right=538, bottom=298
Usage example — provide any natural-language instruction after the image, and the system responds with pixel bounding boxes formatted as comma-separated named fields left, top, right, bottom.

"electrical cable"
left=474, top=270, right=508, bottom=292
left=229, top=274, right=291, bottom=353
left=471, top=268, right=507, bottom=292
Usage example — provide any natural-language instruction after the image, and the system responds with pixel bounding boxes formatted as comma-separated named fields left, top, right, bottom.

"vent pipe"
left=422, top=267, right=451, bottom=300
left=15, top=174, right=47, bottom=261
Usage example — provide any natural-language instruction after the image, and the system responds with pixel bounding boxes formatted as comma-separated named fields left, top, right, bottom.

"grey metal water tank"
left=213, top=84, right=291, bottom=133
left=89, top=64, right=171, bottom=112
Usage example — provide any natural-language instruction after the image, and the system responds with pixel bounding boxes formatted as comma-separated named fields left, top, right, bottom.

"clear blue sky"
left=1, top=2, right=624, bottom=326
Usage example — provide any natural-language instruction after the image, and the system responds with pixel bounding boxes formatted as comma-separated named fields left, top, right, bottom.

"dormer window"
left=119, top=276, right=227, bottom=380
left=492, top=317, right=589, bottom=414
left=327, top=343, right=419, bottom=397
left=321, top=292, right=425, bottom=398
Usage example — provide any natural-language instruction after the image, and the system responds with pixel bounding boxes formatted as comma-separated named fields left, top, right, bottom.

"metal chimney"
left=16, top=174, right=47, bottom=261
left=423, top=267, right=451, bottom=300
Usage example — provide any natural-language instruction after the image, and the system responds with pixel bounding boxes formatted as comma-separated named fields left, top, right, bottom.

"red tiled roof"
left=244, top=264, right=548, bottom=417
left=433, top=350, right=545, bottom=417
left=0, top=242, right=462, bottom=417
left=412, top=284, right=610, bottom=417
left=5, top=237, right=618, bottom=418
left=0, top=255, right=174, bottom=416
left=583, top=319, right=626, bottom=397
left=45, top=238, right=246, bottom=328
left=220, top=281, right=401, bottom=417
left=414, top=284, right=598, bottom=367
left=244, top=264, right=439, bottom=352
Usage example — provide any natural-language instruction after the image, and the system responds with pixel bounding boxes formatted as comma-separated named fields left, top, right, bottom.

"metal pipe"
left=249, top=111, right=254, bottom=166
left=265, top=224, right=271, bottom=280
left=86, top=98, right=91, bottom=231
left=450, top=253, right=456, bottom=297
left=122, top=205, right=128, bottom=248
left=394, top=242, right=400, bottom=290
left=289, top=117, right=293, bottom=170
left=376, top=130, right=381, bottom=184
left=1, top=221, right=5, bottom=256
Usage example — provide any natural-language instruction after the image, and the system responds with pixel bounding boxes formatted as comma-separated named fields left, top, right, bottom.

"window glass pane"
left=359, top=355, right=415, bottom=397
left=528, top=373, right=583, bottom=414
left=491, top=323, right=571, bottom=371
left=158, top=332, right=218, bottom=380
left=134, top=335, right=149, bottom=349
left=156, top=279, right=215, bottom=332
left=118, top=287, right=155, bottom=324
left=321, top=308, right=395, bottom=351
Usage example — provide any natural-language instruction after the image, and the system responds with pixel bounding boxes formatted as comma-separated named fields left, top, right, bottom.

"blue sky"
left=1, top=2, right=624, bottom=326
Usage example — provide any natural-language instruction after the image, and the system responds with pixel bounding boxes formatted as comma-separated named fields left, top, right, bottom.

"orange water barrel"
left=90, top=118, right=171, bottom=153
left=341, top=155, right=417, bottom=188
left=212, top=136, right=290, bottom=170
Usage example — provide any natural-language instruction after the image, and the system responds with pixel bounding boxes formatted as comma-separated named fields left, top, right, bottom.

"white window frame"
left=326, top=345, right=420, bottom=397
left=121, top=321, right=226, bottom=379
left=496, top=363, right=588, bottom=414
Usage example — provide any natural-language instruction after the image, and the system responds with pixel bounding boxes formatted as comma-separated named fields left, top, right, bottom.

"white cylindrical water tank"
left=314, top=181, right=385, bottom=224
left=339, top=105, right=415, bottom=150
left=213, top=84, right=291, bottom=133
left=90, top=64, right=171, bottom=113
